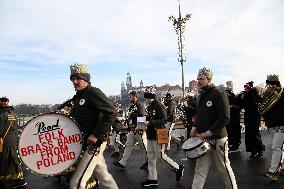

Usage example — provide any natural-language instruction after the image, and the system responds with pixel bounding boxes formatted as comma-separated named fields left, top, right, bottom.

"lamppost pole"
left=169, top=0, right=191, bottom=98
left=178, top=1, right=185, bottom=97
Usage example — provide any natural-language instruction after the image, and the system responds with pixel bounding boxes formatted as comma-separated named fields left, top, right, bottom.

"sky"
left=0, top=0, right=284, bottom=105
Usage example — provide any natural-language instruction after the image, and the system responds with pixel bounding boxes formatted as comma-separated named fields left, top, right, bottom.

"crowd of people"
left=0, top=63, right=283, bottom=189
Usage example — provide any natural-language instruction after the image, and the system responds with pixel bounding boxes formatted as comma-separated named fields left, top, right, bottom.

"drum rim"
left=184, top=150, right=208, bottom=160
left=183, top=141, right=205, bottom=151
left=183, top=139, right=205, bottom=151
left=17, top=112, right=83, bottom=177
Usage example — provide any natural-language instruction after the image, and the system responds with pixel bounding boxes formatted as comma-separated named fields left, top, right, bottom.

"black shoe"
left=250, top=152, right=257, bottom=159
left=140, top=161, right=148, bottom=170
left=113, top=161, right=125, bottom=168
left=0, top=181, right=5, bottom=189
left=11, top=179, right=27, bottom=189
left=174, top=165, right=184, bottom=182
left=255, top=151, right=264, bottom=158
left=111, top=152, right=120, bottom=157
left=141, top=180, right=158, bottom=187
left=263, top=171, right=278, bottom=181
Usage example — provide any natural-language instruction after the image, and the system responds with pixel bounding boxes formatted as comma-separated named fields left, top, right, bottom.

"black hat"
left=165, top=92, right=172, bottom=98
left=244, top=81, right=254, bottom=89
left=0, top=97, right=9, bottom=102
left=129, top=91, right=138, bottom=97
left=144, top=86, right=156, bottom=99
left=70, top=63, right=91, bottom=82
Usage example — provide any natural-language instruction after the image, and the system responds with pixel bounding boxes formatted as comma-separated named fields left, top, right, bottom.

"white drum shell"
left=182, top=137, right=211, bottom=159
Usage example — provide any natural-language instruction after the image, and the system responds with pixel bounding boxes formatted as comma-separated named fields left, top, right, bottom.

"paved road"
left=9, top=130, right=284, bottom=189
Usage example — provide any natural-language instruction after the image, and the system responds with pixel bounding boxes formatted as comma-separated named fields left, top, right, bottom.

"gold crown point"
left=267, top=74, right=279, bottom=82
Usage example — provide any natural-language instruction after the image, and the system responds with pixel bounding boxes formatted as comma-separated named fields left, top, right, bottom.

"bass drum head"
left=18, top=113, right=83, bottom=176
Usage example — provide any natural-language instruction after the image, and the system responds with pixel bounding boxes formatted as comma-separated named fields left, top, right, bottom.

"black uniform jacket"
left=146, top=99, right=167, bottom=140
left=196, top=85, right=230, bottom=139
left=70, top=85, right=117, bottom=143
left=262, top=89, right=284, bottom=128
left=128, top=101, right=146, bottom=126
left=0, top=106, right=18, bottom=146
left=164, top=99, right=175, bottom=123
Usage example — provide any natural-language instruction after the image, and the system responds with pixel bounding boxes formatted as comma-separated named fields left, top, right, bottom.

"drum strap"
left=207, top=139, right=217, bottom=150
left=0, top=118, right=14, bottom=152
left=1, top=118, right=14, bottom=139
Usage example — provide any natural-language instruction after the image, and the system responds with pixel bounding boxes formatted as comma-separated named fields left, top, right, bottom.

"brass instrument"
left=57, top=99, right=74, bottom=115
left=258, top=86, right=283, bottom=115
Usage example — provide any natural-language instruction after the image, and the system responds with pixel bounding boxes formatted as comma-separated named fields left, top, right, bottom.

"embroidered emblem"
left=206, top=101, right=212, bottom=107
left=79, top=99, right=85, bottom=105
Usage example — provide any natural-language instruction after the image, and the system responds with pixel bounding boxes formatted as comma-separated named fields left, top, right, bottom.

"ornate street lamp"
left=169, top=0, right=191, bottom=97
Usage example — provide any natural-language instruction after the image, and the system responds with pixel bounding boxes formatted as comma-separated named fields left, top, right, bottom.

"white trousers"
left=110, top=132, right=119, bottom=152
left=269, top=126, right=284, bottom=173
left=147, top=139, right=179, bottom=180
left=192, top=137, right=238, bottom=189
left=119, top=131, right=147, bottom=166
left=70, top=142, right=118, bottom=189
left=165, top=122, right=181, bottom=150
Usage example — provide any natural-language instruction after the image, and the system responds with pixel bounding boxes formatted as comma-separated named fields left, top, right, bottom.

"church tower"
left=126, top=71, right=132, bottom=91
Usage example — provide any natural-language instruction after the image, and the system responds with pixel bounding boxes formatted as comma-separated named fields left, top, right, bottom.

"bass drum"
left=182, top=137, right=211, bottom=159
left=18, top=113, right=83, bottom=176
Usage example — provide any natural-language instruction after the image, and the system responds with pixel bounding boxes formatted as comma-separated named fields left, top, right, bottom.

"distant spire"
left=126, top=71, right=132, bottom=91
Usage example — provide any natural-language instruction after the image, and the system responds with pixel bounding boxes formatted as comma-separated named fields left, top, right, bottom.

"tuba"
left=258, top=86, right=283, bottom=115
left=57, top=99, right=74, bottom=115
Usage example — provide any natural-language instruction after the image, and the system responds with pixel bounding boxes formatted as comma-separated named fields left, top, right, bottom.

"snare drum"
left=18, top=113, right=83, bottom=176
left=182, top=137, right=211, bottom=159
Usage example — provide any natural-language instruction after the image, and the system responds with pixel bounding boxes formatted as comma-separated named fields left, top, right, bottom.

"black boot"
left=10, top=178, right=27, bottom=189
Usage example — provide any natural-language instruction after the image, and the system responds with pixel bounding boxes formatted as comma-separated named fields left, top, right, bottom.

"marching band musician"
left=113, top=91, right=148, bottom=169
left=141, top=86, right=184, bottom=188
left=240, top=81, right=265, bottom=158
left=110, top=103, right=123, bottom=158
left=177, top=93, right=198, bottom=139
left=163, top=93, right=183, bottom=150
left=260, top=74, right=284, bottom=181
left=189, top=68, right=238, bottom=189
left=68, top=63, right=118, bottom=189
left=224, top=88, right=242, bottom=152
left=0, top=97, right=27, bottom=189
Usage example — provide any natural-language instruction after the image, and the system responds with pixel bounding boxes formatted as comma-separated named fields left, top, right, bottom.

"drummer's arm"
left=196, top=130, right=213, bottom=138
left=89, top=88, right=117, bottom=144
left=207, top=92, right=230, bottom=136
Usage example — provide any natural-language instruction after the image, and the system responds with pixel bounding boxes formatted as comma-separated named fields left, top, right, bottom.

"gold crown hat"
left=70, top=63, right=91, bottom=82
left=266, top=74, right=281, bottom=86
left=198, top=67, right=213, bottom=79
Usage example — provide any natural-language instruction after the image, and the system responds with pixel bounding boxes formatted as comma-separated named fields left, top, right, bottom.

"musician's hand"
left=190, top=129, right=197, bottom=137
left=135, top=127, right=146, bottom=134
left=196, top=132, right=209, bottom=139
left=87, top=134, right=98, bottom=144
left=145, top=121, right=150, bottom=126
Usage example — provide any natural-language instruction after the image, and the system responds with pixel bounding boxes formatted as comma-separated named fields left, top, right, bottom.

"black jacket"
left=164, top=99, right=175, bottom=123
left=146, top=99, right=167, bottom=140
left=262, top=89, right=284, bottom=127
left=196, top=85, right=230, bottom=139
left=0, top=106, right=18, bottom=146
left=128, top=101, right=146, bottom=125
left=70, top=85, right=117, bottom=143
